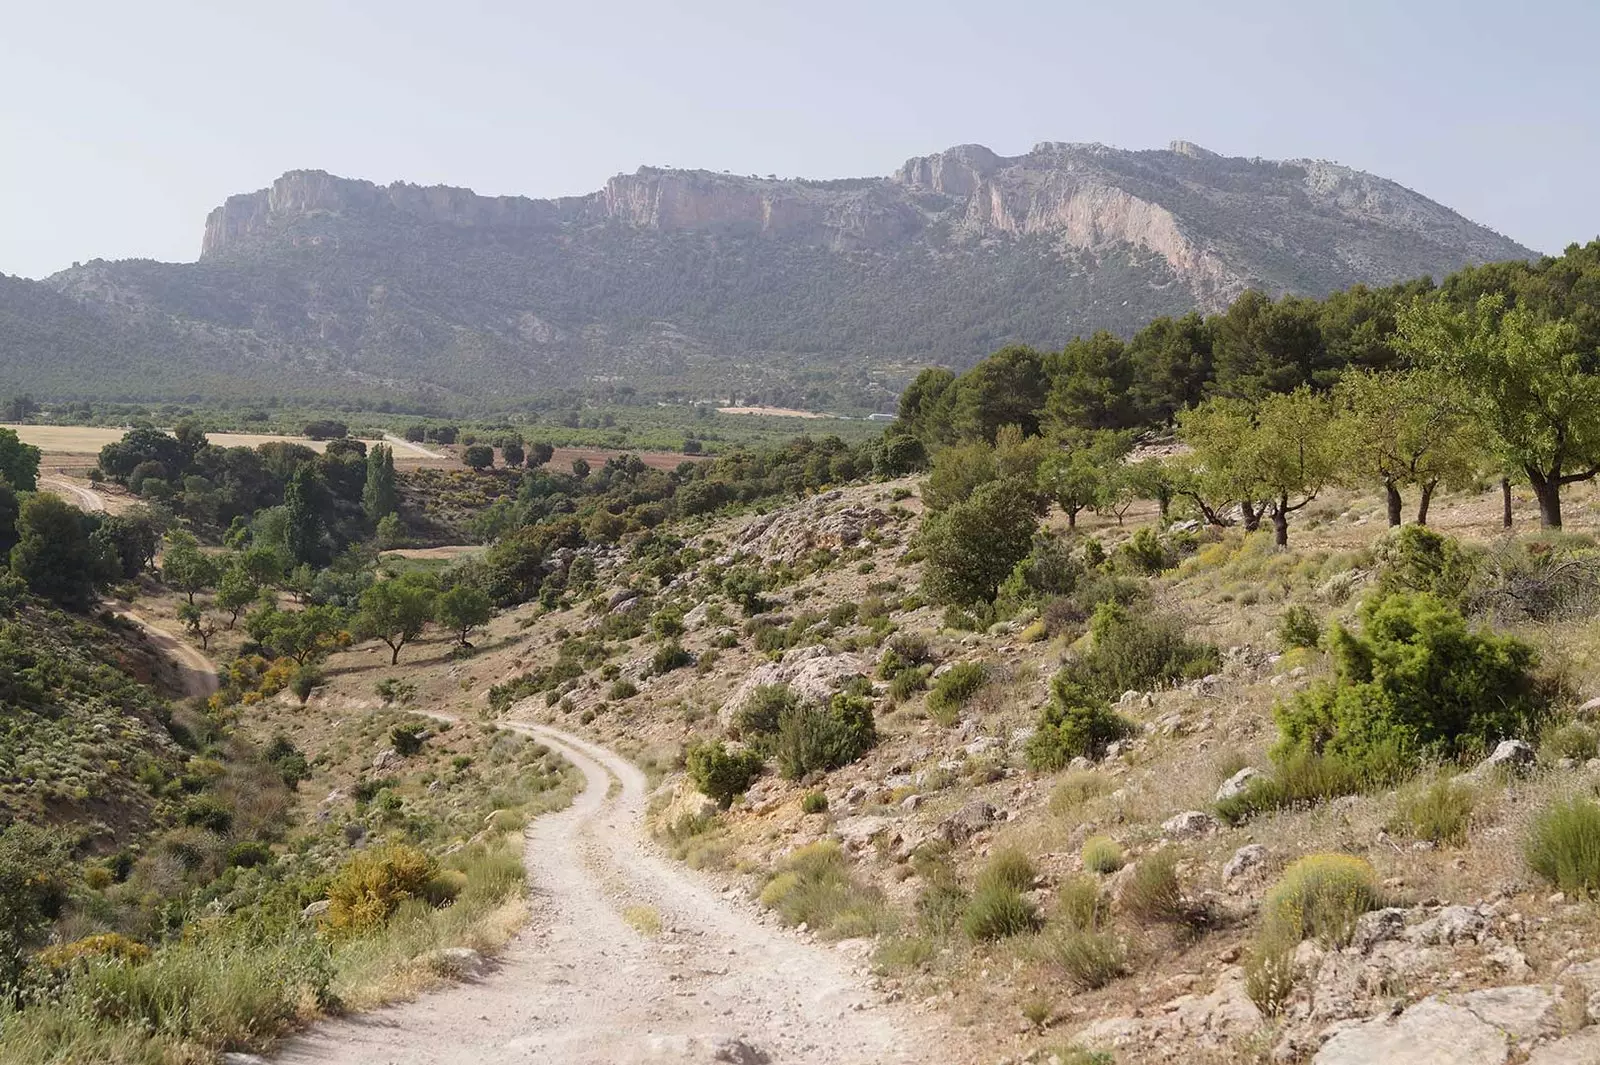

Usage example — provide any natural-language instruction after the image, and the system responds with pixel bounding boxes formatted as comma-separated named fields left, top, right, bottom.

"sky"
left=2, top=0, right=1596, bottom=278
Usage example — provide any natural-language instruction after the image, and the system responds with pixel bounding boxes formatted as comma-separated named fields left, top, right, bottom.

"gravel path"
left=273, top=722, right=962, bottom=1065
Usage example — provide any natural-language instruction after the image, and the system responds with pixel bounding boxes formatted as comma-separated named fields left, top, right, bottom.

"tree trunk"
left=1501, top=478, right=1513, bottom=529
left=1156, top=488, right=1171, bottom=524
left=389, top=642, right=402, bottom=665
left=1066, top=508, right=1077, bottom=529
left=1240, top=501, right=1262, bottom=532
left=1271, top=495, right=1290, bottom=547
left=1416, top=481, right=1437, bottom=526
left=1529, top=471, right=1562, bottom=529
left=1384, top=481, right=1403, bottom=527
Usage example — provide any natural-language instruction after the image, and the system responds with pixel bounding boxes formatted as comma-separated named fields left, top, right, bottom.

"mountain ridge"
left=7, top=139, right=1537, bottom=405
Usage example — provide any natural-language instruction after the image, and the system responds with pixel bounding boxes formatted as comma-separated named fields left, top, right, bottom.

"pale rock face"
left=1313, top=998, right=1510, bottom=1065
left=717, top=646, right=870, bottom=728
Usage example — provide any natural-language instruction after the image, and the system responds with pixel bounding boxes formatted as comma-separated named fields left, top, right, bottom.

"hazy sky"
left=3, top=0, right=1596, bottom=278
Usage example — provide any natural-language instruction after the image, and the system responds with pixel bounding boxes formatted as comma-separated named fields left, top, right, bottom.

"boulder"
left=1525, top=1027, right=1600, bottom=1065
left=1349, top=907, right=1407, bottom=952
left=1456, top=985, right=1561, bottom=1043
left=938, top=800, right=997, bottom=844
left=300, top=899, right=331, bottom=922
left=1162, top=810, right=1217, bottom=838
left=1221, top=844, right=1268, bottom=882
left=1472, top=739, right=1536, bottom=776
left=1313, top=998, right=1509, bottom=1065
left=372, top=747, right=403, bottom=772
left=834, top=815, right=893, bottom=853
left=423, top=946, right=488, bottom=977
left=1407, top=904, right=1488, bottom=946
left=718, top=646, right=869, bottom=727
left=1215, top=767, right=1262, bottom=803
left=711, top=1037, right=772, bottom=1065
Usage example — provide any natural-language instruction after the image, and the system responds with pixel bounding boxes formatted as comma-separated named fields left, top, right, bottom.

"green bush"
left=1273, top=592, right=1543, bottom=776
left=651, top=641, right=693, bottom=675
left=289, top=664, right=322, bottom=704
left=888, top=665, right=932, bottom=702
left=609, top=679, right=639, bottom=700
left=1118, top=526, right=1172, bottom=575
left=1070, top=602, right=1218, bottom=699
left=915, top=877, right=970, bottom=936
left=759, top=842, right=891, bottom=938
left=324, top=844, right=441, bottom=934
left=731, top=683, right=800, bottom=744
left=685, top=740, right=765, bottom=809
left=924, top=662, right=988, bottom=725
left=774, top=693, right=878, bottom=779
left=1042, top=927, right=1127, bottom=990
left=0, top=823, right=74, bottom=989
left=1081, top=836, right=1124, bottom=874
left=389, top=722, right=427, bottom=756
left=1526, top=796, right=1600, bottom=897
left=1391, top=777, right=1476, bottom=845
left=1055, top=875, right=1109, bottom=932
left=962, top=882, right=1039, bottom=940
left=1542, top=720, right=1600, bottom=763
left=800, top=790, right=828, bottom=814
left=1376, top=525, right=1476, bottom=606
left=1214, top=749, right=1375, bottom=824
left=1261, top=854, right=1382, bottom=946
left=1048, top=770, right=1111, bottom=814
left=1120, top=849, right=1186, bottom=925
left=1026, top=675, right=1134, bottom=769
left=180, top=796, right=234, bottom=834
left=976, top=848, right=1036, bottom=892
left=1277, top=604, right=1323, bottom=650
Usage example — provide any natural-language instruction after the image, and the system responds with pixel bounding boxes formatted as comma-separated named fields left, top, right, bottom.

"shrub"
left=919, top=477, right=1043, bottom=605
left=685, top=740, right=765, bottom=809
left=915, top=878, right=970, bottom=936
left=976, top=848, right=1036, bottom=892
left=1273, top=592, right=1543, bottom=776
left=35, top=932, right=152, bottom=970
left=878, top=632, right=934, bottom=678
left=1277, top=604, right=1323, bottom=650
left=1376, top=525, right=1476, bottom=606
left=1526, top=796, right=1600, bottom=897
left=289, top=664, right=322, bottom=704
left=1542, top=720, right=1600, bottom=763
left=1118, top=526, right=1171, bottom=575
left=1120, top=849, right=1186, bottom=925
left=1049, top=770, right=1111, bottom=814
left=1244, top=942, right=1299, bottom=1017
left=800, top=790, right=829, bottom=814
left=888, top=665, right=932, bottom=702
left=226, top=841, right=274, bottom=869
left=760, top=841, right=890, bottom=938
left=1042, top=928, right=1127, bottom=990
left=1081, top=836, right=1124, bottom=874
left=324, top=844, right=441, bottom=934
left=651, top=641, right=693, bottom=675
left=1391, top=777, right=1475, bottom=845
left=1261, top=854, right=1382, bottom=946
left=774, top=693, right=878, bottom=779
left=925, top=661, right=987, bottom=725
left=389, top=722, right=427, bottom=756
left=731, top=683, right=800, bottom=743
left=1026, top=675, right=1134, bottom=769
left=1214, top=749, right=1374, bottom=824
left=180, top=796, right=234, bottom=833
left=1055, top=875, right=1109, bottom=932
left=1070, top=602, right=1218, bottom=698
left=962, top=882, right=1039, bottom=940
left=609, top=679, right=639, bottom=700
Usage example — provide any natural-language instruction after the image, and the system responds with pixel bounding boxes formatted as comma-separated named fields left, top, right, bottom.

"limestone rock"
left=1525, top=1027, right=1600, bottom=1065
left=711, top=1037, right=772, bottom=1065
left=300, top=899, right=331, bottom=922
left=718, top=646, right=869, bottom=727
left=1456, top=985, right=1561, bottom=1043
left=1215, top=767, right=1262, bottom=803
left=1472, top=739, right=1536, bottom=776
left=938, top=800, right=998, bottom=844
left=1161, top=810, right=1217, bottom=838
left=372, top=747, right=403, bottom=772
left=1313, top=998, right=1509, bottom=1065
left=1407, top=905, right=1489, bottom=946
left=1222, top=844, right=1268, bottom=882
left=423, top=946, right=488, bottom=977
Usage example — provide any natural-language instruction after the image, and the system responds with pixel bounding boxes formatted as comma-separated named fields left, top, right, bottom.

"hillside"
left=8, top=140, right=1533, bottom=406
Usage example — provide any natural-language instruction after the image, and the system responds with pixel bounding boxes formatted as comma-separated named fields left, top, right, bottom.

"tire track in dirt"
left=273, top=720, right=964, bottom=1065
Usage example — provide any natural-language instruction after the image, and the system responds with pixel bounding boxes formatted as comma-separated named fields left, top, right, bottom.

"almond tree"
left=1333, top=369, right=1479, bottom=525
left=1398, top=294, right=1600, bottom=528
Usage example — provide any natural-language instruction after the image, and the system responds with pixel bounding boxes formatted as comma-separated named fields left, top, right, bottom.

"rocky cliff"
left=16, top=139, right=1535, bottom=403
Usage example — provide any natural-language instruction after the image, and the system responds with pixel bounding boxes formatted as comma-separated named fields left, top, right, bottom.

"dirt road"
left=275, top=722, right=962, bottom=1065
left=40, top=475, right=107, bottom=512
left=114, top=606, right=220, bottom=699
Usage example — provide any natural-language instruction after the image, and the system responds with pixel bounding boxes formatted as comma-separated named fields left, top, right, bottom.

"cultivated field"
left=3, top=423, right=370, bottom=456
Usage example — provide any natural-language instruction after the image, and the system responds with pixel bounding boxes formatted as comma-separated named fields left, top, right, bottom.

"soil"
left=273, top=720, right=966, bottom=1065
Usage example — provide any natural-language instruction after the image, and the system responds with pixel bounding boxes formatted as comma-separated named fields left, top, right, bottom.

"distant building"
left=866, top=413, right=897, bottom=422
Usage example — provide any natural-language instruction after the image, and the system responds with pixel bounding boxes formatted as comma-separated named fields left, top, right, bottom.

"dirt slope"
left=273, top=720, right=965, bottom=1065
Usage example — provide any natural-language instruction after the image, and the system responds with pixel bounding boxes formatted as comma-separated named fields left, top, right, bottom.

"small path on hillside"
left=113, top=605, right=220, bottom=699
left=40, top=475, right=107, bottom=512
left=274, top=722, right=965, bottom=1065
left=384, top=433, right=448, bottom=460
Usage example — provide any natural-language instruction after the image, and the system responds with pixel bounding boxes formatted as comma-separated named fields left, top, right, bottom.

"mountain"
left=9, top=140, right=1534, bottom=408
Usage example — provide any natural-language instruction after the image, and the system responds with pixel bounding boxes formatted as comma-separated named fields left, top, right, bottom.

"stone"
left=1215, top=767, right=1262, bottom=803
left=372, top=747, right=403, bottom=772
left=711, top=1036, right=772, bottom=1064
left=834, top=815, right=893, bottom=853
left=1576, top=695, right=1600, bottom=716
left=300, top=899, right=331, bottom=922
left=1162, top=810, right=1217, bottom=838
left=1349, top=907, right=1407, bottom=952
left=938, top=800, right=997, bottom=844
left=1408, top=905, right=1488, bottom=946
left=1525, top=1027, right=1600, bottom=1065
left=1473, top=739, right=1536, bottom=776
left=221, top=1056, right=273, bottom=1065
left=606, top=588, right=642, bottom=610
left=1222, top=844, right=1268, bottom=882
left=1456, top=985, right=1560, bottom=1043
left=718, top=646, right=869, bottom=727
left=654, top=783, right=719, bottom=833
left=1312, top=998, right=1508, bottom=1065
left=423, top=946, right=488, bottom=977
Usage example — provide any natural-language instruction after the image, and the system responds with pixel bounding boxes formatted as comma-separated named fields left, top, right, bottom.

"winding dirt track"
left=274, top=722, right=961, bottom=1065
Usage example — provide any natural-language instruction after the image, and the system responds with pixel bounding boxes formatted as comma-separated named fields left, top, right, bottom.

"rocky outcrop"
left=717, top=646, right=870, bottom=728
